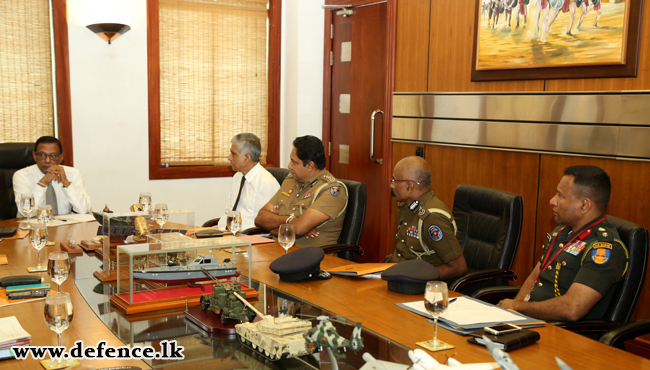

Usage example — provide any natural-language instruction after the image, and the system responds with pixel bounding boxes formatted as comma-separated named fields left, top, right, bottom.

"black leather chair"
left=201, top=167, right=289, bottom=228
left=320, top=178, right=367, bottom=261
left=599, top=319, right=650, bottom=351
left=473, top=215, right=649, bottom=340
left=0, top=142, right=36, bottom=221
left=446, top=184, right=523, bottom=295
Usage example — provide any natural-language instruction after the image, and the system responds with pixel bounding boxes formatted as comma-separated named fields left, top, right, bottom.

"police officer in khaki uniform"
left=499, top=165, right=629, bottom=322
left=255, top=136, right=347, bottom=248
left=389, top=156, right=467, bottom=280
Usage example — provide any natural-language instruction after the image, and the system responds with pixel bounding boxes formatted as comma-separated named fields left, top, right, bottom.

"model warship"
left=133, top=251, right=237, bottom=284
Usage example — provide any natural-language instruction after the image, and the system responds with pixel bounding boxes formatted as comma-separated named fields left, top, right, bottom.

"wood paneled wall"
left=395, top=0, right=650, bottom=92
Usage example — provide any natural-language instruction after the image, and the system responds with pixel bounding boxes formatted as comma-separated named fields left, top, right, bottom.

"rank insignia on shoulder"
left=310, top=179, right=319, bottom=187
left=598, top=227, right=606, bottom=232
left=602, top=232, right=608, bottom=237
left=428, top=225, right=443, bottom=242
left=406, top=226, right=419, bottom=239
left=592, top=248, right=611, bottom=264
left=592, top=242, right=612, bottom=250
left=418, top=206, right=426, bottom=216
left=282, top=191, right=290, bottom=197
left=303, top=192, right=313, bottom=199
left=546, top=233, right=552, bottom=241
left=330, top=186, right=341, bottom=196
left=323, top=175, right=336, bottom=182
left=288, top=189, right=293, bottom=194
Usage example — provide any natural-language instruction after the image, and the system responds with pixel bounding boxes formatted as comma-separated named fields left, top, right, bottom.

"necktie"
left=46, top=183, right=59, bottom=215
left=232, top=176, right=246, bottom=211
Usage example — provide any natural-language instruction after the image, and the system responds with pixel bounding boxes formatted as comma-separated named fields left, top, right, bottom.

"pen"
left=449, top=298, right=457, bottom=304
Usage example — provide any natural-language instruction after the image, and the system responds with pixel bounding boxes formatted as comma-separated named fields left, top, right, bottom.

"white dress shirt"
left=13, top=164, right=92, bottom=217
left=217, top=163, right=280, bottom=231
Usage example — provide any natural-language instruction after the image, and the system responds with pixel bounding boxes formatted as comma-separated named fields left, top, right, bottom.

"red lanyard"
left=536, top=215, right=608, bottom=282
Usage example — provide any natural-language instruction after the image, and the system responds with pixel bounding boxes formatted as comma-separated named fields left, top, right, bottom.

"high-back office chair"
left=447, top=184, right=523, bottom=295
left=473, top=215, right=649, bottom=340
left=266, top=167, right=290, bottom=186
left=321, top=178, right=367, bottom=261
left=599, top=319, right=650, bottom=355
left=201, top=167, right=289, bottom=228
left=0, top=142, right=36, bottom=221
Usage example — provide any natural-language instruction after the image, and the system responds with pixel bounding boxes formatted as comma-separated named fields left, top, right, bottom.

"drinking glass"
left=20, top=193, right=35, bottom=229
left=154, top=203, right=169, bottom=228
left=48, top=252, right=71, bottom=292
left=278, top=224, right=295, bottom=254
left=139, top=192, right=152, bottom=212
left=43, top=292, right=75, bottom=368
left=38, top=205, right=53, bottom=226
left=29, top=223, right=48, bottom=272
left=423, top=281, right=449, bottom=349
left=227, top=211, right=242, bottom=236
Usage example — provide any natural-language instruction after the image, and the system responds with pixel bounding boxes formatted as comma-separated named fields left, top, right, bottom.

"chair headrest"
left=0, top=142, right=35, bottom=169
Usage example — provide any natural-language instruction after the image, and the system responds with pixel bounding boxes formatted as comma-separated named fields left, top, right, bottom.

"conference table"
left=0, top=218, right=649, bottom=370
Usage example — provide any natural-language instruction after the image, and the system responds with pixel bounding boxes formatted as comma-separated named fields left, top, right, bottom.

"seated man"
left=13, top=136, right=91, bottom=216
left=217, top=133, right=280, bottom=231
left=498, top=165, right=628, bottom=321
left=255, top=136, right=347, bottom=248
left=389, top=156, right=467, bottom=280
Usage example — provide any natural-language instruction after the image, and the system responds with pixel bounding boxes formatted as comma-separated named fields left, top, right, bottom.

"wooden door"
left=326, top=2, right=390, bottom=262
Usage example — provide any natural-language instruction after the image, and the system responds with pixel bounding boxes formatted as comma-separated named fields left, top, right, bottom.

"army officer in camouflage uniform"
left=389, top=156, right=468, bottom=280
left=499, top=165, right=629, bottom=321
left=255, top=136, right=347, bottom=248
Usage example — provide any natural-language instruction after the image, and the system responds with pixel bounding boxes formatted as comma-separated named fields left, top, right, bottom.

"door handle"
left=370, top=109, right=383, bottom=164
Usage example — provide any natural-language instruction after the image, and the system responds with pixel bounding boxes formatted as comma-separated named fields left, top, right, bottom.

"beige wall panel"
left=395, top=0, right=430, bottom=92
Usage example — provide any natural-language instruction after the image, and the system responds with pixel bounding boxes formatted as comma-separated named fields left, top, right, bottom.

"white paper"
left=0, top=317, right=31, bottom=344
left=403, top=296, right=527, bottom=326
left=54, top=214, right=95, bottom=222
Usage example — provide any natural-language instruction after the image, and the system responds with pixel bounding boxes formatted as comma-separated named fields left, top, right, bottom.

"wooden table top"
left=1, top=218, right=649, bottom=370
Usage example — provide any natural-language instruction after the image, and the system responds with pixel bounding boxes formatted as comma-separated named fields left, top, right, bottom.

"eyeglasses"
left=35, top=153, right=61, bottom=161
left=391, top=178, right=421, bottom=185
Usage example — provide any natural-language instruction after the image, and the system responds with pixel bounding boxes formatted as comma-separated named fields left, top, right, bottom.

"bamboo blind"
left=0, top=0, right=55, bottom=143
left=159, top=0, right=269, bottom=166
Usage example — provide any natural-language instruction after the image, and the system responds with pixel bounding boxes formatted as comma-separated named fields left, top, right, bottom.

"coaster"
left=27, top=266, right=48, bottom=273
left=41, top=358, right=79, bottom=369
left=416, top=339, right=455, bottom=352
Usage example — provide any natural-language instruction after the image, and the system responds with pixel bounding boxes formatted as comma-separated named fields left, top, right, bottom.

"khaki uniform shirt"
left=530, top=215, right=629, bottom=320
left=268, top=169, right=348, bottom=248
left=394, top=191, right=463, bottom=266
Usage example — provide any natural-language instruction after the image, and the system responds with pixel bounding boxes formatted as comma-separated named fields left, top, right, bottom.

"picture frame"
left=471, top=0, right=644, bottom=81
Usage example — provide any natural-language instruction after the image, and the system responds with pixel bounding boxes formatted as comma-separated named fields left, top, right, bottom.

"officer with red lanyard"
left=498, top=165, right=629, bottom=322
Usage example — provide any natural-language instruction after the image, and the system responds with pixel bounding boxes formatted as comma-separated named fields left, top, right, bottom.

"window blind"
left=159, top=0, right=269, bottom=166
left=0, top=0, right=55, bottom=142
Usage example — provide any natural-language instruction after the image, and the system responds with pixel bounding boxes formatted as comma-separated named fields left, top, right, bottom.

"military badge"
left=592, top=248, right=611, bottom=264
left=602, top=232, right=608, bottom=237
left=310, top=179, right=319, bottom=187
left=598, top=227, right=606, bottom=232
left=330, top=186, right=341, bottom=196
left=428, top=225, right=443, bottom=242
left=288, top=189, right=293, bottom=194
left=592, top=242, right=612, bottom=249
left=406, top=226, right=418, bottom=238
left=303, top=192, right=313, bottom=199
left=418, top=207, right=426, bottom=216
left=282, top=191, right=290, bottom=197
left=323, top=175, right=336, bottom=182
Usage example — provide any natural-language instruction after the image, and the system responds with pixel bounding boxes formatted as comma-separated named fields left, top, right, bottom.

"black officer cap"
left=381, top=260, right=440, bottom=294
left=269, top=247, right=332, bottom=282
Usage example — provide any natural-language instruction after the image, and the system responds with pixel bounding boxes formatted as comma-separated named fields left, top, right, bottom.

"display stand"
left=112, top=237, right=253, bottom=314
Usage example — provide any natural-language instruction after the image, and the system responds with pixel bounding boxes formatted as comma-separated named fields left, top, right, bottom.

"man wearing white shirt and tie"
left=217, top=133, right=280, bottom=231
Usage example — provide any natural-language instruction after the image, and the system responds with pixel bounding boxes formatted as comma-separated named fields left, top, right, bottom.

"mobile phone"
left=483, top=323, right=521, bottom=336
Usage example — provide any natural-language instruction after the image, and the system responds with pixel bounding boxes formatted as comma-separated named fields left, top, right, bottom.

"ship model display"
left=133, top=250, right=237, bottom=284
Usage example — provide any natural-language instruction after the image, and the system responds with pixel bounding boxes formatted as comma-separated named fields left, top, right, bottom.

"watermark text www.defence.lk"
left=13, top=340, right=184, bottom=360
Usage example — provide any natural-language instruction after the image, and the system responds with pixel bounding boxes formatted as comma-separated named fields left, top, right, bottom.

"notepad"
left=0, top=316, right=31, bottom=352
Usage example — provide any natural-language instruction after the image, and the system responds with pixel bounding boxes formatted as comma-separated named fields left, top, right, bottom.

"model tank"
left=199, top=269, right=256, bottom=324
left=235, top=314, right=315, bottom=361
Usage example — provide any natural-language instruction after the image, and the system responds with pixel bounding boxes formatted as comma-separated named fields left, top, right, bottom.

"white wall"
left=66, top=0, right=324, bottom=224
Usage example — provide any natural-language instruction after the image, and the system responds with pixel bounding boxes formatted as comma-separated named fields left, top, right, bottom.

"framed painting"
left=471, top=0, right=644, bottom=81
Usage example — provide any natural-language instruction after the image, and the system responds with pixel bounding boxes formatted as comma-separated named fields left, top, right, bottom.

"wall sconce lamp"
left=86, top=23, right=131, bottom=44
